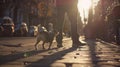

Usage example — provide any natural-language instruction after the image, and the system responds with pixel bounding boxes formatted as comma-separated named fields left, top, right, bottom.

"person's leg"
left=55, top=7, right=65, bottom=47
left=67, top=5, right=82, bottom=46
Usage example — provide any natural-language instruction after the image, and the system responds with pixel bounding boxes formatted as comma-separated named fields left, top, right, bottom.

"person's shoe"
left=79, top=43, right=86, bottom=46
left=72, top=41, right=86, bottom=48
left=72, top=44, right=79, bottom=48
left=57, top=44, right=63, bottom=48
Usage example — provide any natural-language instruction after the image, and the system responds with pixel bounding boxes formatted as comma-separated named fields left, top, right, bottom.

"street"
left=0, top=37, right=120, bottom=67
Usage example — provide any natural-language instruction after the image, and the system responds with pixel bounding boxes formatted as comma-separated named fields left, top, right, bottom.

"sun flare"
left=78, top=0, right=92, bottom=23
left=78, top=0, right=100, bottom=24
left=78, top=0, right=92, bottom=10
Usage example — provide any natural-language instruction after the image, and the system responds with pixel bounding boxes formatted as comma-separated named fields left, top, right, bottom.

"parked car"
left=28, top=26, right=38, bottom=37
left=14, top=22, right=28, bottom=37
left=1, top=17, right=14, bottom=36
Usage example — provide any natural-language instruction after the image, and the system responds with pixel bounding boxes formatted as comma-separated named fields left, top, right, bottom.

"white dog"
left=35, top=23, right=54, bottom=50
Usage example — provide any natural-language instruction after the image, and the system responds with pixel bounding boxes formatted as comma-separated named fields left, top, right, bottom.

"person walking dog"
left=56, top=0, right=84, bottom=48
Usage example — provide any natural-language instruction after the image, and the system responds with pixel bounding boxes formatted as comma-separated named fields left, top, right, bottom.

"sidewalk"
left=0, top=38, right=120, bottom=67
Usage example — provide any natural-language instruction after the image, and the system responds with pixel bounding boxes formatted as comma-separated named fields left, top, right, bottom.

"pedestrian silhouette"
left=55, top=0, right=84, bottom=48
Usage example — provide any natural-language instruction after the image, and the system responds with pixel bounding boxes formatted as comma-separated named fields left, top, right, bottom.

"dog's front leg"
left=34, top=40, right=40, bottom=50
left=42, top=41, right=45, bottom=49
left=48, top=41, right=52, bottom=50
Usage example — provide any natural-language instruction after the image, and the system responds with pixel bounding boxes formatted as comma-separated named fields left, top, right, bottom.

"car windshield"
left=3, top=19, right=10, bottom=23
left=2, top=19, right=14, bottom=25
left=30, top=27, right=35, bottom=30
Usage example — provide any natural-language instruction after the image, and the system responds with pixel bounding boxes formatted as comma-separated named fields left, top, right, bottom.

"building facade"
left=93, top=0, right=120, bottom=40
left=0, top=0, right=56, bottom=27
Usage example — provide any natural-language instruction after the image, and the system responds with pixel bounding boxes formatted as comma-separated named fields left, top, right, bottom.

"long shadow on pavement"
left=25, top=47, right=77, bottom=67
left=0, top=47, right=58, bottom=65
left=85, top=39, right=100, bottom=67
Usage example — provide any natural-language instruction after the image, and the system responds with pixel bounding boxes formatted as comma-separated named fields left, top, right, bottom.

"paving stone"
left=4, top=61, right=24, bottom=65
left=98, top=65, right=117, bottom=67
left=0, top=37, right=120, bottom=67
left=72, top=63, right=95, bottom=67
left=98, top=61, right=120, bottom=66
left=0, top=65, right=24, bottom=67
left=55, top=59, right=93, bottom=64
left=17, top=56, right=44, bottom=62
left=50, top=63, right=66, bottom=67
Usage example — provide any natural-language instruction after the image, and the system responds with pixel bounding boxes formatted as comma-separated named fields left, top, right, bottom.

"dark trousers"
left=56, top=4, right=80, bottom=46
